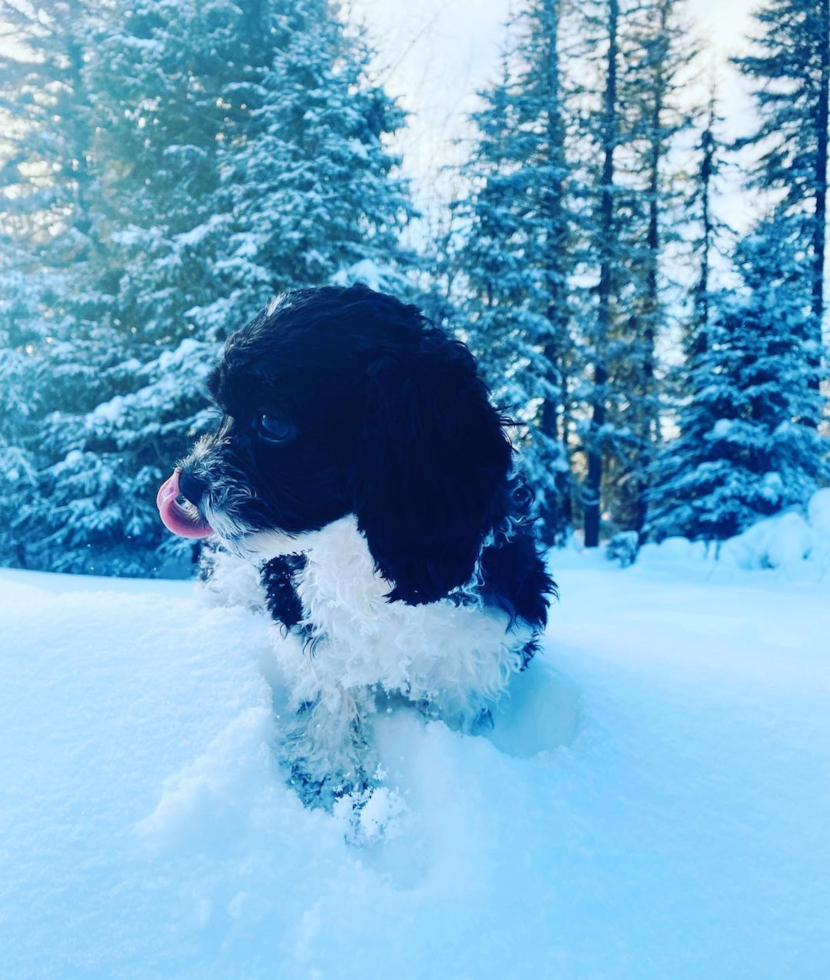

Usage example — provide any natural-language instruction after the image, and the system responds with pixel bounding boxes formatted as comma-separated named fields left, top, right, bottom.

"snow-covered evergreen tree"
left=647, top=217, right=828, bottom=540
left=0, top=0, right=120, bottom=568
left=687, top=87, right=729, bottom=357
left=577, top=0, right=624, bottom=548
left=205, top=1, right=414, bottom=337
left=621, top=0, right=696, bottom=536
left=734, top=0, right=829, bottom=392
left=576, top=0, right=696, bottom=544
left=447, top=0, right=698, bottom=546
left=12, top=0, right=255, bottom=575
left=643, top=86, right=730, bottom=542
left=0, top=254, right=43, bottom=567
left=450, top=1, right=580, bottom=544
left=1, top=0, right=414, bottom=576
left=648, top=2, right=830, bottom=544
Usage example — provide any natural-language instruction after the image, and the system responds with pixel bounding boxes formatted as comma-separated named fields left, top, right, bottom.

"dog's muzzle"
left=157, top=469, right=214, bottom=539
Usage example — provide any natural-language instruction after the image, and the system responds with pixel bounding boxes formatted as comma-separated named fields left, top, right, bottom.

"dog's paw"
left=335, top=779, right=408, bottom=845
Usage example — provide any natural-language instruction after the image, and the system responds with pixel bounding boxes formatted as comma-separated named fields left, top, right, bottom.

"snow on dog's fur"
left=158, top=284, right=556, bottom=804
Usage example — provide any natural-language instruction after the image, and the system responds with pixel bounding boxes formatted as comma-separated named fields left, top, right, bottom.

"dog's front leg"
left=279, top=680, right=376, bottom=806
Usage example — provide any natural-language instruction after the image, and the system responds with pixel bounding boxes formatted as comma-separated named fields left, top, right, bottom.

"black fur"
left=260, top=554, right=307, bottom=630
left=182, top=283, right=555, bottom=638
left=478, top=480, right=557, bottom=630
left=353, top=324, right=514, bottom=604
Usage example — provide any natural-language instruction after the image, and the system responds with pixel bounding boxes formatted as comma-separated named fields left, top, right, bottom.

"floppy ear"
left=353, top=328, right=513, bottom=605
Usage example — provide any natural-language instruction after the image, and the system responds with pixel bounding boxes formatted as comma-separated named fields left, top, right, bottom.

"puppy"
left=157, top=284, right=555, bottom=803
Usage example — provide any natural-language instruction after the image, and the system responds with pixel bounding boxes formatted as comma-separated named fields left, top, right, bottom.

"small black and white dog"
left=158, top=284, right=555, bottom=802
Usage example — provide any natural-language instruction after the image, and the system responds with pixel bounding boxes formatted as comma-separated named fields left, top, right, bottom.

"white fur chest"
left=276, top=516, right=532, bottom=718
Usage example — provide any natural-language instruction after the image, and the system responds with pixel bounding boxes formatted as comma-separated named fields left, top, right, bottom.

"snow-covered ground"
left=2, top=539, right=829, bottom=979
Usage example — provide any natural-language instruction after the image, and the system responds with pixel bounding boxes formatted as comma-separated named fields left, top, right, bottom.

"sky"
left=349, top=0, right=760, bottom=221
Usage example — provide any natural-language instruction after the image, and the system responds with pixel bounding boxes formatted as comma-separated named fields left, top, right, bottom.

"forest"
left=0, top=0, right=828, bottom=577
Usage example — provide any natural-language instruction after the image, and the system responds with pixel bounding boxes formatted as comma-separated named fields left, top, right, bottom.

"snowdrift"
left=1, top=540, right=829, bottom=978
left=638, top=488, right=830, bottom=579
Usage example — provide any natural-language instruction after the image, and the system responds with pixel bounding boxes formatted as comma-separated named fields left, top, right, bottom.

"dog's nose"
left=178, top=469, right=206, bottom=507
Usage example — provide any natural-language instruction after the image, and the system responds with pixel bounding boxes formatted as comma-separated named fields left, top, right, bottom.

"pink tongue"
left=157, top=469, right=214, bottom=539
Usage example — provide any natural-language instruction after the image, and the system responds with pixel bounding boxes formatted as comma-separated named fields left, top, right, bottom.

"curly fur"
left=174, top=284, right=556, bottom=803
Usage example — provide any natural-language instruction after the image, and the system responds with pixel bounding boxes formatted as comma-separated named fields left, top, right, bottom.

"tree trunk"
left=539, top=0, right=570, bottom=544
left=811, top=0, right=829, bottom=390
left=584, top=0, right=619, bottom=548
left=66, top=3, right=97, bottom=258
left=635, top=2, right=669, bottom=539
left=694, top=92, right=717, bottom=359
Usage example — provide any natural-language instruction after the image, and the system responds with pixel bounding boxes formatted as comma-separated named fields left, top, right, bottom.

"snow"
left=331, top=258, right=405, bottom=293
left=90, top=393, right=127, bottom=424
left=173, top=215, right=225, bottom=249
left=711, top=418, right=734, bottom=438
left=1, top=551, right=829, bottom=979
left=641, top=489, right=830, bottom=578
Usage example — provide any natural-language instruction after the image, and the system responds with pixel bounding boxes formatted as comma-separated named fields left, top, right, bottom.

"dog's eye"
left=257, top=413, right=297, bottom=444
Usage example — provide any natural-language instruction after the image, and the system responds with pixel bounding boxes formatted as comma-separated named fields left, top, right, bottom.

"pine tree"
left=624, top=0, right=696, bottom=537
left=733, top=0, right=829, bottom=403
left=450, top=1, right=579, bottom=544
left=0, top=253, right=43, bottom=567
left=0, top=0, right=414, bottom=576
left=577, top=0, right=696, bottom=545
left=579, top=0, right=626, bottom=548
left=645, top=86, right=729, bottom=540
left=647, top=217, right=828, bottom=540
left=14, top=0, right=257, bottom=575
left=688, top=87, right=729, bottom=357
left=205, top=0, right=414, bottom=338
left=0, top=0, right=118, bottom=568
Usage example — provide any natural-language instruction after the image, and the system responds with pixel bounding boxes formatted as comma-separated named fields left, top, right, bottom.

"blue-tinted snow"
left=1, top=531, right=828, bottom=979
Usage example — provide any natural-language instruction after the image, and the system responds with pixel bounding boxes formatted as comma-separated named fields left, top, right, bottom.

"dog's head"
left=157, top=284, right=513, bottom=604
